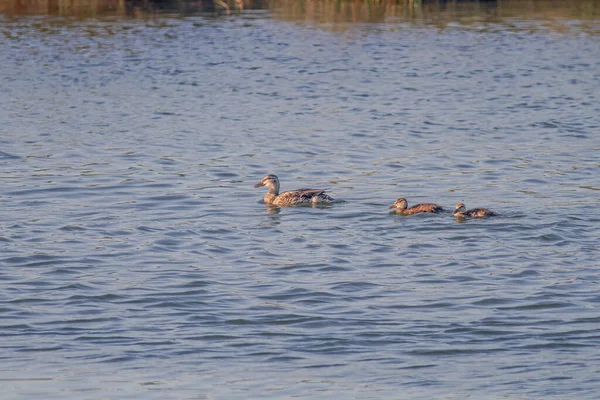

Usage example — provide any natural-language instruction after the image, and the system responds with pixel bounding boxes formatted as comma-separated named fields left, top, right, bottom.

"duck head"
left=389, top=197, right=408, bottom=211
left=453, top=202, right=466, bottom=216
left=253, top=174, right=280, bottom=194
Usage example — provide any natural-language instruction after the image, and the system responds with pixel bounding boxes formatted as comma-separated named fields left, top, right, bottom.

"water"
left=1, top=4, right=600, bottom=399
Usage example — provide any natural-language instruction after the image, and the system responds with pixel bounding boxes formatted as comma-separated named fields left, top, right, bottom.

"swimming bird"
left=453, top=202, right=496, bottom=218
left=388, top=198, right=444, bottom=215
left=253, top=174, right=334, bottom=206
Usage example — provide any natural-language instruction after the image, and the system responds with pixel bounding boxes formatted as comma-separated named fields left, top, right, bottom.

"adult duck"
left=253, top=174, right=334, bottom=206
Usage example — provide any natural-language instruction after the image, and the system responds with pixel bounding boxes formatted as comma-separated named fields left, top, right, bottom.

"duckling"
left=253, top=174, right=334, bottom=206
left=388, top=198, right=444, bottom=215
left=453, top=202, right=496, bottom=218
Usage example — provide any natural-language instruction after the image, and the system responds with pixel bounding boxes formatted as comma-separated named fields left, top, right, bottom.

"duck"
left=253, top=174, right=334, bottom=206
left=453, top=202, right=496, bottom=218
left=388, top=198, right=444, bottom=215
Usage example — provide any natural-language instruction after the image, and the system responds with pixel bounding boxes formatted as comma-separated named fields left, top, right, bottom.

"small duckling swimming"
left=253, top=174, right=334, bottom=207
left=453, top=202, right=496, bottom=218
left=388, top=198, right=444, bottom=215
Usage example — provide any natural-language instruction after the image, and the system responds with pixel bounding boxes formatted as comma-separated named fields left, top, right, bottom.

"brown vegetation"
left=0, top=0, right=597, bottom=21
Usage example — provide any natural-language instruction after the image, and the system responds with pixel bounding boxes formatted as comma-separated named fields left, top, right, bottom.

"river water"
left=1, top=3, right=600, bottom=399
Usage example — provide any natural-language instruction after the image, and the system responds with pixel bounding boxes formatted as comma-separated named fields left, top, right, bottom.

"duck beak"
left=253, top=181, right=264, bottom=188
left=388, top=204, right=396, bottom=210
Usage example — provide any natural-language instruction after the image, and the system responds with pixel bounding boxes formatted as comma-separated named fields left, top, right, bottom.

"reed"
left=273, top=0, right=598, bottom=25
left=0, top=0, right=254, bottom=16
left=0, top=0, right=597, bottom=20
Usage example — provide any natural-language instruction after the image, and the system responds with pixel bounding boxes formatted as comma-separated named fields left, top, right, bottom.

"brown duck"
left=453, top=202, right=496, bottom=218
left=388, top=198, right=444, bottom=215
left=253, top=174, right=334, bottom=206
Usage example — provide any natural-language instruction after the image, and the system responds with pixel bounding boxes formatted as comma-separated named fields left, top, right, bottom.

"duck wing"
left=294, top=188, right=328, bottom=195
left=275, top=188, right=329, bottom=206
left=410, top=203, right=444, bottom=213
left=468, top=208, right=496, bottom=217
left=284, top=188, right=328, bottom=199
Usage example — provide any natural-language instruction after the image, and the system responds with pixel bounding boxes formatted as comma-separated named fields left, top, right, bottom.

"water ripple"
left=1, top=11, right=600, bottom=400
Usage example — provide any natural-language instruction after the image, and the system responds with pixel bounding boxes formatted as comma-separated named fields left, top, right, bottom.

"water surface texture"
left=1, top=4, right=600, bottom=399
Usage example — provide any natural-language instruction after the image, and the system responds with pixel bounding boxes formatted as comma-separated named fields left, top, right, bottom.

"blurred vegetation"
left=0, top=0, right=262, bottom=16
left=0, top=0, right=597, bottom=22
left=276, top=0, right=599, bottom=25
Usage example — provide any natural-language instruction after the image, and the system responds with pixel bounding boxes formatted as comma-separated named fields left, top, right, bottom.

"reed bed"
left=0, top=0, right=597, bottom=22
